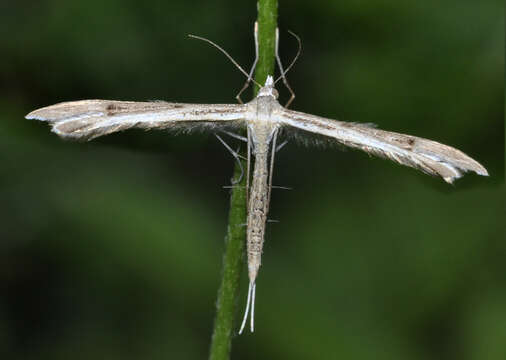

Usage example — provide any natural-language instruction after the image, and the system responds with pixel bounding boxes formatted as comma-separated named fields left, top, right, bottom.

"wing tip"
left=465, top=161, right=489, bottom=178
left=476, top=167, right=489, bottom=177
left=25, top=110, right=45, bottom=121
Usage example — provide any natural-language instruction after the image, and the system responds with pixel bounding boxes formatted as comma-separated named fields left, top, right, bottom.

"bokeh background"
left=1, top=1, right=504, bottom=359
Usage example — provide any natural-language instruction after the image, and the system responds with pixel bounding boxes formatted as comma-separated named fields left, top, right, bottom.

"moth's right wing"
left=26, top=100, right=248, bottom=140
left=275, top=108, right=488, bottom=184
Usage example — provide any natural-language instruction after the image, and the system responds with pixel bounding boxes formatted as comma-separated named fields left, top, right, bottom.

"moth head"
left=257, top=75, right=279, bottom=99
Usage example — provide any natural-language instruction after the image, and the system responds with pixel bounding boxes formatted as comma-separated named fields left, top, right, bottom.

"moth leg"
left=236, top=22, right=260, bottom=104
left=246, top=127, right=252, bottom=205
left=239, top=282, right=254, bottom=334
left=267, top=128, right=279, bottom=207
left=250, top=282, right=256, bottom=332
left=271, top=185, right=292, bottom=190
left=220, top=130, right=248, bottom=143
left=215, top=134, right=244, bottom=184
left=275, top=139, right=288, bottom=152
left=275, top=28, right=296, bottom=108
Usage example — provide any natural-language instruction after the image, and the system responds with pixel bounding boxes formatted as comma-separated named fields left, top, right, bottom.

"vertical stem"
left=208, top=1, right=277, bottom=360
left=254, top=0, right=278, bottom=93
left=208, top=156, right=247, bottom=360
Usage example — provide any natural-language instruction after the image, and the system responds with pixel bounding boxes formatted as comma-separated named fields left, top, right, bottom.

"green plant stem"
left=208, top=1, right=278, bottom=359
left=254, top=0, right=278, bottom=91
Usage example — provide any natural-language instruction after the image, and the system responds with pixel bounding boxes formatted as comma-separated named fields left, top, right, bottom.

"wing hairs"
left=280, top=121, right=377, bottom=149
left=26, top=100, right=247, bottom=141
left=278, top=109, right=488, bottom=183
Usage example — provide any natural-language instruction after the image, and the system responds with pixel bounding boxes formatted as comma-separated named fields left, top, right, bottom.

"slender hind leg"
left=246, top=126, right=252, bottom=205
left=238, top=282, right=255, bottom=334
left=276, top=139, right=288, bottom=152
left=215, top=134, right=244, bottom=184
left=221, top=130, right=248, bottom=143
left=250, top=283, right=256, bottom=332
left=267, top=129, right=279, bottom=207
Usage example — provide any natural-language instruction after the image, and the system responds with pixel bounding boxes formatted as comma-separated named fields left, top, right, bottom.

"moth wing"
left=26, top=100, right=247, bottom=140
left=275, top=108, right=488, bottom=183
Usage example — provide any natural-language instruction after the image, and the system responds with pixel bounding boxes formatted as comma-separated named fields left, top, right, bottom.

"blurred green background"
left=1, top=1, right=504, bottom=359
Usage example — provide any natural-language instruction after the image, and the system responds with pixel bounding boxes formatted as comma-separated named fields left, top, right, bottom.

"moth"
left=25, top=24, right=488, bottom=334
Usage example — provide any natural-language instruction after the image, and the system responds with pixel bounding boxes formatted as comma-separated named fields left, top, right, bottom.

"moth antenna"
left=188, top=34, right=261, bottom=88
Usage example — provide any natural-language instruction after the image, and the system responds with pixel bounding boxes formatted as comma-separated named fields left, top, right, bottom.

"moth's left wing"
left=275, top=108, right=488, bottom=183
left=26, top=100, right=247, bottom=140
